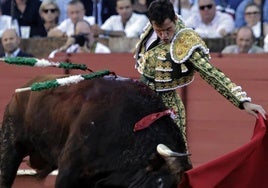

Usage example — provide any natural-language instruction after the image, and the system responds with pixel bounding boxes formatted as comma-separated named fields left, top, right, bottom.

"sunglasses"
left=245, top=11, right=260, bottom=16
left=199, top=4, right=213, bottom=10
left=43, top=8, right=58, bottom=13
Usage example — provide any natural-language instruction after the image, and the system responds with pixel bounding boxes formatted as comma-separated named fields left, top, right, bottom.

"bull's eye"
left=157, top=178, right=163, bottom=188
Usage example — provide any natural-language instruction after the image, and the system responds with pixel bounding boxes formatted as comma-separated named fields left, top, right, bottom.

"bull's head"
left=149, top=144, right=191, bottom=187
left=157, top=144, right=192, bottom=183
left=130, top=144, right=191, bottom=188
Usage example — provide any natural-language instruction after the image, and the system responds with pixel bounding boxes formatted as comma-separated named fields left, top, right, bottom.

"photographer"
left=49, top=19, right=111, bottom=58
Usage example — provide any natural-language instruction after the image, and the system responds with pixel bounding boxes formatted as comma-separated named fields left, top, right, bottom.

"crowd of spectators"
left=0, top=0, right=268, bottom=55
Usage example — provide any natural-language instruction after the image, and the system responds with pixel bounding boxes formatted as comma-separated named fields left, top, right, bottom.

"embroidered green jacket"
left=135, top=19, right=251, bottom=109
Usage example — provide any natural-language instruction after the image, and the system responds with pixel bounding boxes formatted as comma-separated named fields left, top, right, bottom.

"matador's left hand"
left=243, top=102, right=266, bottom=120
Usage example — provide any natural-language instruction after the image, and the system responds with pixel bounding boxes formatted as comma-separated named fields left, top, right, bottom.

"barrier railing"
left=0, top=36, right=242, bottom=58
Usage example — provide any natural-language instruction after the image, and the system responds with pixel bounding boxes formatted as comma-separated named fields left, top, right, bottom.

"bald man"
left=221, top=26, right=264, bottom=54
left=0, top=28, right=33, bottom=57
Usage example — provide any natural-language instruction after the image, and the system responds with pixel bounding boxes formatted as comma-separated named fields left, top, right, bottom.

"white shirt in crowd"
left=0, top=15, right=12, bottom=37
left=185, top=11, right=234, bottom=38
left=251, top=21, right=262, bottom=38
left=56, top=16, right=95, bottom=36
left=101, top=13, right=148, bottom=38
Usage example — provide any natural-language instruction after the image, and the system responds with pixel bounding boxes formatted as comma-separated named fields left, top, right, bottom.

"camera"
left=72, top=33, right=88, bottom=47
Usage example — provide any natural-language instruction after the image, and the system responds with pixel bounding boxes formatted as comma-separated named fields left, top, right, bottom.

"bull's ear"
left=146, top=153, right=166, bottom=172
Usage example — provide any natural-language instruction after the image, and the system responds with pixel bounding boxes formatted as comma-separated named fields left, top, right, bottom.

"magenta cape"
left=180, top=114, right=268, bottom=188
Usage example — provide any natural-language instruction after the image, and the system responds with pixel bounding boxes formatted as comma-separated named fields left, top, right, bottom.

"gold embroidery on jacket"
left=171, top=28, right=210, bottom=64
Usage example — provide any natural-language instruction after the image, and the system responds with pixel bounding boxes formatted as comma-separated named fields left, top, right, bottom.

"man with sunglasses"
left=185, top=0, right=234, bottom=38
left=135, top=0, right=266, bottom=151
left=31, top=0, right=60, bottom=37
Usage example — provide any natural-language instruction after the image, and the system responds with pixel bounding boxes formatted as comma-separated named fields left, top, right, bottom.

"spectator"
left=264, top=33, right=268, bottom=52
left=185, top=0, right=235, bottom=38
left=0, top=7, right=12, bottom=37
left=221, top=26, right=264, bottom=53
left=191, top=0, right=243, bottom=16
left=54, top=0, right=116, bottom=24
left=48, top=19, right=111, bottom=58
left=235, top=0, right=268, bottom=28
left=87, top=0, right=117, bottom=25
left=32, top=0, right=60, bottom=37
left=243, top=2, right=268, bottom=38
left=91, top=0, right=149, bottom=38
left=1, top=0, right=42, bottom=37
left=0, top=28, right=33, bottom=57
left=48, top=0, right=94, bottom=37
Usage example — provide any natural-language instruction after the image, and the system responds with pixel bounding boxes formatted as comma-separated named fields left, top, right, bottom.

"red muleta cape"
left=180, top=114, right=268, bottom=188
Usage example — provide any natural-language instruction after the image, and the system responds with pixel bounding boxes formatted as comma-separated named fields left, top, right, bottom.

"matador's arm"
left=189, top=50, right=251, bottom=109
left=171, top=28, right=251, bottom=109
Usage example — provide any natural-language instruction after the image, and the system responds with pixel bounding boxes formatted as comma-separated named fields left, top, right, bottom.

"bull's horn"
left=157, top=144, right=191, bottom=157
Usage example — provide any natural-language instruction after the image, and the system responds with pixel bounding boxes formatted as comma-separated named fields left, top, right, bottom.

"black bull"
left=0, top=75, right=192, bottom=188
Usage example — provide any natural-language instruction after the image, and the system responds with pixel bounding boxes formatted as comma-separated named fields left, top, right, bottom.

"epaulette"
left=170, top=28, right=210, bottom=64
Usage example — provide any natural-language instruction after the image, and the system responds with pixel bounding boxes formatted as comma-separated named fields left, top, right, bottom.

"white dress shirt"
left=251, top=22, right=261, bottom=38
left=4, top=48, right=20, bottom=57
left=185, top=11, right=235, bottom=38
left=101, top=13, right=149, bottom=38
left=57, top=16, right=95, bottom=36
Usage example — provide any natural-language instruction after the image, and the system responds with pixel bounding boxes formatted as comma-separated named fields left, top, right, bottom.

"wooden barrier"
left=0, top=53, right=268, bottom=167
left=0, top=36, right=240, bottom=58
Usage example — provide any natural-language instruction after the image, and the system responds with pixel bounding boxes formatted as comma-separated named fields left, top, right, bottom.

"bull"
left=0, top=74, right=192, bottom=188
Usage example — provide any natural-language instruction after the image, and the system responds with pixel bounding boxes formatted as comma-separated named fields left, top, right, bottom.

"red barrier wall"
left=186, top=53, right=268, bottom=166
left=1, top=53, right=268, bottom=167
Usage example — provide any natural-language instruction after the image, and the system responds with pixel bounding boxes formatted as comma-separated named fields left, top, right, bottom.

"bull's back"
left=4, top=75, right=142, bottom=147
